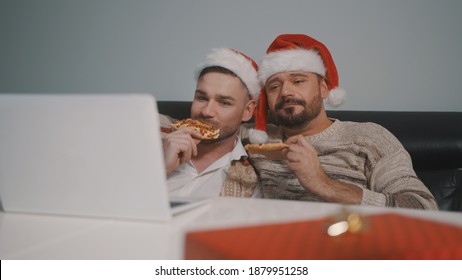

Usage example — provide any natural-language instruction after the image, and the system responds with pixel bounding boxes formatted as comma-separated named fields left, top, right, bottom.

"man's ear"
left=241, top=99, right=257, bottom=122
left=320, top=78, right=329, bottom=99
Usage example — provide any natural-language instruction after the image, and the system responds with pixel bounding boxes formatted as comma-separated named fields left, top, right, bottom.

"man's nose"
left=201, top=102, right=216, bottom=117
left=281, top=82, right=295, bottom=97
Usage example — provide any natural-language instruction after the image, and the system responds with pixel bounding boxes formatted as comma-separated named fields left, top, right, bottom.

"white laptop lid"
left=0, top=93, right=180, bottom=222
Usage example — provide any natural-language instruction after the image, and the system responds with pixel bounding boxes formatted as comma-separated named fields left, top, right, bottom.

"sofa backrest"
left=157, top=101, right=462, bottom=212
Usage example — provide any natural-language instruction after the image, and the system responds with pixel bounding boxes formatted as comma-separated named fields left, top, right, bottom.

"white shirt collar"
left=199, top=136, right=246, bottom=174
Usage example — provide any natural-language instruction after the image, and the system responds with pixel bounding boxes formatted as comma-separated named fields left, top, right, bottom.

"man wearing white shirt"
left=161, top=48, right=262, bottom=199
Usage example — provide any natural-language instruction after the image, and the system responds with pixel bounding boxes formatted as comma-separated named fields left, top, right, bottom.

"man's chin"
left=200, top=130, right=238, bottom=145
left=279, top=105, right=306, bottom=115
left=200, top=134, right=229, bottom=144
left=277, top=111, right=301, bottom=121
left=200, top=138, right=221, bottom=145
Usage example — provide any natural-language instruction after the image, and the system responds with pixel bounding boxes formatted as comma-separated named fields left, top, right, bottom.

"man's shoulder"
left=339, top=120, right=394, bottom=137
left=336, top=120, right=403, bottom=149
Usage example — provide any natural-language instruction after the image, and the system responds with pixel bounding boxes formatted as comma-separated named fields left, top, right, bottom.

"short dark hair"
left=198, top=66, right=250, bottom=97
left=198, top=66, right=238, bottom=79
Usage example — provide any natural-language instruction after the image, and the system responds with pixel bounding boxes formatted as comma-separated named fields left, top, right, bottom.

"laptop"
left=0, top=93, right=209, bottom=222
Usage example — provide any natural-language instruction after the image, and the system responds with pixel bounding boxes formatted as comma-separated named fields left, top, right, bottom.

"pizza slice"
left=170, top=118, right=220, bottom=140
left=244, top=142, right=289, bottom=160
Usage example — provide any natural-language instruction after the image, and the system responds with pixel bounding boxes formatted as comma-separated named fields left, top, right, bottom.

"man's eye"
left=196, top=95, right=207, bottom=101
left=294, top=79, right=304, bottom=84
left=220, top=101, right=232, bottom=106
left=267, top=84, right=280, bottom=91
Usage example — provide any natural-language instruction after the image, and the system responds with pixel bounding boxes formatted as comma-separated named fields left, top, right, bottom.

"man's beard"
left=271, top=92, right=323, bottom=129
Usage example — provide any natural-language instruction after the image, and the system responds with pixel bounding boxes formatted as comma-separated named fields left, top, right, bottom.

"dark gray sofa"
left=157, top=101, right=462, bottom=212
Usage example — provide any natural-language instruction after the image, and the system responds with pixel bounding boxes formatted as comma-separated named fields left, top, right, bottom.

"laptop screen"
left=0, top=93, right=173, bottom=222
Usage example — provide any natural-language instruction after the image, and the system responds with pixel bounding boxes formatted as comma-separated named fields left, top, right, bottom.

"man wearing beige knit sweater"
left=243, top=34, right=437, bottom=210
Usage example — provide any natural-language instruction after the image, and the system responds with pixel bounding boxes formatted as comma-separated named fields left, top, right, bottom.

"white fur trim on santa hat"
left=325, top=87, right=346, bottom=107
left=249, top=129, right=268, bottom=144
left=258, top=49, right=326, bottom=86
left=195, top=48, right=260, bottom=100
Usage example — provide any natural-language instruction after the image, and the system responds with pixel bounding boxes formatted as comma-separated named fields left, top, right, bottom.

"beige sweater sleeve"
left=360, top=138, right=438, bottom=210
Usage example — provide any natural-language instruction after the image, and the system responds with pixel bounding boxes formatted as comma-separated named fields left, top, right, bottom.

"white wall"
left=1, top=0, right=461, bottom=111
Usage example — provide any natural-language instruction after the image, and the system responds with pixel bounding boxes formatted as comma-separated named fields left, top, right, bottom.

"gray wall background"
left=1, top=0, right=461, bottom=111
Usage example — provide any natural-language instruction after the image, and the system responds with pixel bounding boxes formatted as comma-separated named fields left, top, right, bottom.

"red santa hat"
left=251, top=34, right=346, bottom=143
left=195, top=48, right=260, bottom=100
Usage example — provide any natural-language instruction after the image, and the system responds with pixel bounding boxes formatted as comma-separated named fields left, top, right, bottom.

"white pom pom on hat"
left=326, top=87, right=346, bottom=107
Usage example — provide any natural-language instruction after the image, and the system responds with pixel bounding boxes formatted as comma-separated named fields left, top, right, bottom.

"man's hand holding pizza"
left=283, top=135, right=362, bottom=204
left=282, top=135, right=328, bottom=194
left=162, top=119, right=220, bottom=175
left=163, top=127, right=202, bottom=175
